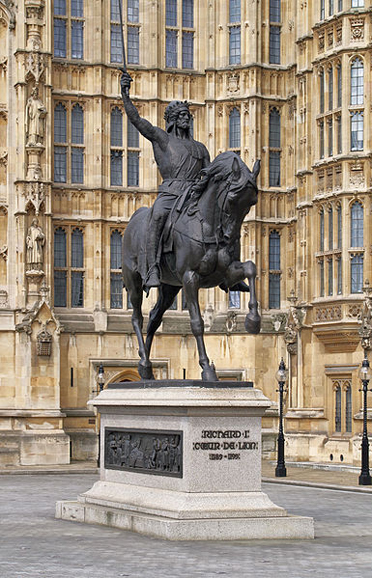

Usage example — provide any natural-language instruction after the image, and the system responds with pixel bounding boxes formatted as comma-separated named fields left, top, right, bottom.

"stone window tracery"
left=54, top=226, right=85, bottom=308
left=110, top=107, right=140, bottom=187
left=228, top=107, right=240, bottom=151
left=110, top=0, right=140, bottom=65
left=269, top=230, right=281, bottom=309
left=54, top=0, right=84, bottom=60
left=110, top=229, right=123, bottom=309
left=332, top=378, right=352, bottom=434
left=53, top=102, right=85, bottom=184
left=269, top=107, right=281, bottom=187
left=165, top=0, right=195, bottom=69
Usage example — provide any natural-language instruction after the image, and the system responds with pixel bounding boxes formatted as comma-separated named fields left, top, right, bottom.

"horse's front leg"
left=183, top=270, right=218, bottom=382
left=225, top=260, right=261, bottom=335
left=124, top=271, right=154, bottom=380
left=243, top=260, right=261, bottom=334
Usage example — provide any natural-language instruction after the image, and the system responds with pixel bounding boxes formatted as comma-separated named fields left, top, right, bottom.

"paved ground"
left=1, top=471, right=372, bottom=578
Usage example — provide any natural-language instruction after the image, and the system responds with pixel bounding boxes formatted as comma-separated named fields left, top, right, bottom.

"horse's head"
left=201, top=152, right=260, bottom=242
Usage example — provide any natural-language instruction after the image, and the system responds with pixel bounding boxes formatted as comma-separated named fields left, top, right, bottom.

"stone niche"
left=3, top=300, right=71, bottom=466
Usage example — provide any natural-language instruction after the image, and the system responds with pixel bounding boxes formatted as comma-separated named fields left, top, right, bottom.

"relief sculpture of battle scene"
left=105, top=429, right=182, bottom=478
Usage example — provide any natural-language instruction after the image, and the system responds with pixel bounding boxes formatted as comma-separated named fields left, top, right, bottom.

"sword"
left=118, top=0, right=131, bottom=95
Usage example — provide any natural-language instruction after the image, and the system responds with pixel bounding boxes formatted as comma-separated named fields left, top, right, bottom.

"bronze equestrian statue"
left=121, top=72, right=261, bottom=382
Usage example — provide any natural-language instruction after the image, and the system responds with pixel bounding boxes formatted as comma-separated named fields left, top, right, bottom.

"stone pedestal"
left=56, top=381, right=314, bottom=540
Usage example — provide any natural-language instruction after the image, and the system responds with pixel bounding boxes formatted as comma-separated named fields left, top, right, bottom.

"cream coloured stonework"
left=0, top=1, right=371, bottom=465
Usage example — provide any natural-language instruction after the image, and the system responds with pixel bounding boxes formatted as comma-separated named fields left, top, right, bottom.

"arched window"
left=269, top=230, right=281, bottom=309
left=54, top=104, right=67, bottom=183
left=328, top=206, right=333, bottom=250
left=111, top=107, right=123, bottom=147
left=328, top=66, right=333, bottom=110
left=337, top=63, right=342, bottom=107
left=350, top=254, right=363, bottom=294
left=71, top=229, right=83, bottom=268
left=269, top=108, right=280, bottom=187
left=71, top=104, right=84, bottom=183
left=320, top=208, right=324, bottom=251
left=229, top=107, right=240, bottom=149
left=54, top=228, right=67, bottom=307
left=350, top=58, right=364, bottom=105
left=71, top=229, right=84, bottom=307
left=350, top=202, right=363, bottom=247
left=319, top=68, right=324, bottom=113
left=110, top=230, right=123, bottom=309
left=71, top=104, right=83, bottom=144
left=54, top=103, right=67, bottom=142
left=110, top=230, right=122, bottom=270
left=350, top=111, right=363, bottom=151
left=337, top=204, right=342, bottom=248
left=127, top=121, right=140, bottom=187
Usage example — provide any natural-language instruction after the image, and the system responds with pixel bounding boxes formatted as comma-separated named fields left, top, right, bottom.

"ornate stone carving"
left=0, top=245, right=7, bottom=260
left=0, top=150, right=7, bottom=167
left=318, top=31, right=325, bottom=51
left=24, top=52, right=46, bottom=83
left=36, top=324, right=52, bottom=356
left=271, top=313, right=287, bottom=332
left=105, top=428, right=182, bottom=478
left=22, top=182, right=45, bottom=215
left=0, top=290, right=9, bottom=308
left=350, top=18, right=364, bottom=42
left=4, top=0, right=16, bottom=29
left=348, top=304, right=362, bottom=319
left=358, top=281, right=372, bottom=351
left=227, top=72, right=240, bottom=94
left=315, top=306, right=342, bottom=322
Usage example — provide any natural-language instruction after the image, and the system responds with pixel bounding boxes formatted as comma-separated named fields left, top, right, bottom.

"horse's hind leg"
left=124, top=270, right=154, bottom=380
left=145, top=284, right=180, bottom=364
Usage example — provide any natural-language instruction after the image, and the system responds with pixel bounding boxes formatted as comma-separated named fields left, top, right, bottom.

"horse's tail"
left=122, top=207, right=151, bottom=288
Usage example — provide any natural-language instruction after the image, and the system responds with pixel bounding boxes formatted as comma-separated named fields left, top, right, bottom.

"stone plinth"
left=56, top=381, right=314, bottom=540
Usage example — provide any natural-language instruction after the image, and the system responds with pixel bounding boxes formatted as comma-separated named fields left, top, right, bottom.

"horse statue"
left=122, top=151, right=261, bottom=382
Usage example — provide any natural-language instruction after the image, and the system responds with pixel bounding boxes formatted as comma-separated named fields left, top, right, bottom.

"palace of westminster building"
left=0, top=0, right=371, bottom=466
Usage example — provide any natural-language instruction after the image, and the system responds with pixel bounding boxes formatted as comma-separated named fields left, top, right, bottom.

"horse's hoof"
left=245, top=314, right=261, bottom=335
left=201, top=367, right=219, bottom=382
left=138, top=362, right=155, bottom=380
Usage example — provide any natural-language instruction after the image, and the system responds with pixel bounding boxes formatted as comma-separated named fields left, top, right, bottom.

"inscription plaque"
left=104, top=428, right=183, bottom=478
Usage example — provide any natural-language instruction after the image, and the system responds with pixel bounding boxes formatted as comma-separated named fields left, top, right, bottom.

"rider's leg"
left=145, top=197, right=168, bottom=287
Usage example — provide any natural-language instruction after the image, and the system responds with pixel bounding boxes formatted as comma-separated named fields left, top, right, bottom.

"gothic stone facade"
left=0, top=0, right=371, bottom=465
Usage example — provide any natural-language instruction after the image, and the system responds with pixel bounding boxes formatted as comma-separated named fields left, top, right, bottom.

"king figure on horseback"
left=121, top=71, right=210, bottom=292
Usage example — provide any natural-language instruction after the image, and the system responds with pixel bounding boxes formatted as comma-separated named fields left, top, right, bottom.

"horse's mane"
left=200, top=151, right=257, bottom=190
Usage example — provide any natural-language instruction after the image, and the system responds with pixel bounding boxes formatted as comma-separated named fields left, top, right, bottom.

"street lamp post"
left=94, top=363, right=105, bottom=468
left=358, top=353, right=372, bottom=486
left=275, top=358, right=288, bottom=478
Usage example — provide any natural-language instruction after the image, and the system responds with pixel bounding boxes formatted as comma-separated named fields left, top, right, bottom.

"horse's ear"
left=232, top=156, right=241, bottom=180
left=252, top=159, right=261, bottom=180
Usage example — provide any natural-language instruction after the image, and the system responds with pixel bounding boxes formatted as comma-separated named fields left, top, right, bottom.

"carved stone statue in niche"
left=25, top=86, right=47, bottom=146
left=26, top=217, right=45, bottom=271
